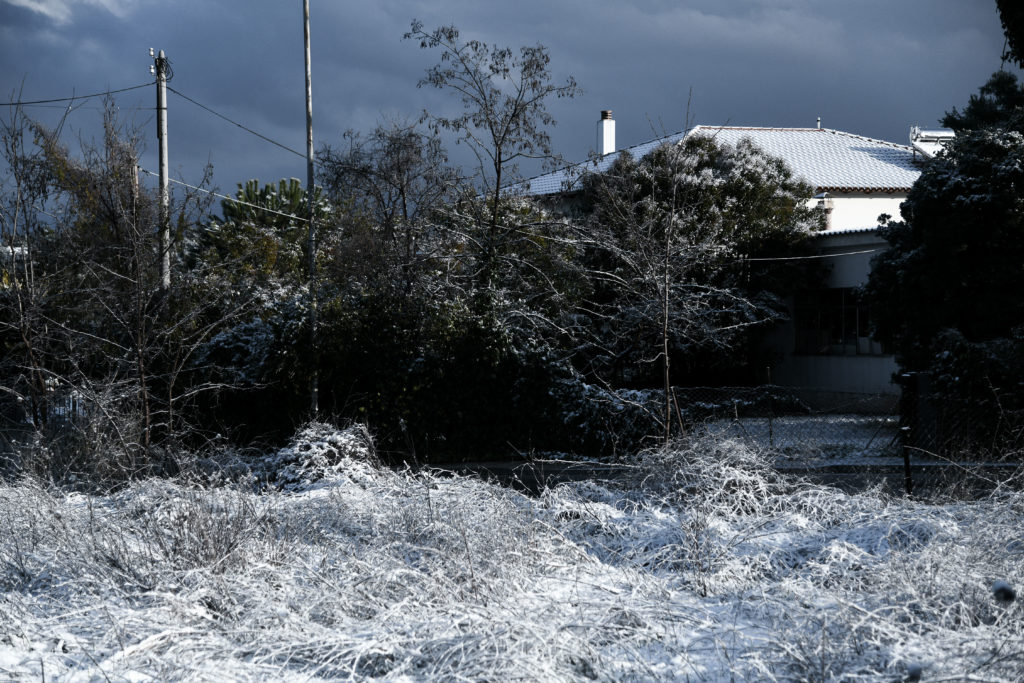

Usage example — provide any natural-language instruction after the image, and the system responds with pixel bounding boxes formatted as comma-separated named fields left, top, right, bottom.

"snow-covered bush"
left=254, top=421, right=378, bottom=492
left=1, top=429, right=1021, bottom=680
left=550, top=378, right=662, bottom=456
left=865, top=125, right=1024, bottom=461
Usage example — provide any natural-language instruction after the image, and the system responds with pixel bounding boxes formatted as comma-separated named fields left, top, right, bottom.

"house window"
left=794, top=288, right=888, bottom=355
left=815, top=192, right=834, bottom=231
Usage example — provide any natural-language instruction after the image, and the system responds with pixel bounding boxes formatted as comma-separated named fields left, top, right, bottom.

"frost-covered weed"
left=254, top=421, right=379, bottom=491
left=0, top=427, right=1022, bottom=681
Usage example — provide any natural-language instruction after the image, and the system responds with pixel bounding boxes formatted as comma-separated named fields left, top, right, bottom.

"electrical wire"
left=137, top=166, right=308, bottom=223
left=744, top=247, right=881, bottom=262
left=133, top=169, right=886, bottom=253
left=166, top=86, right=306, bottom=159
left=1, top=83, right=154, bottom=107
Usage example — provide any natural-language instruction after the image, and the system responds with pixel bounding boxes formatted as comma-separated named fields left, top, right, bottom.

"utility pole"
left=303, top=0, right=318, bottom=415
left=152, top=48, right=170, bottom=291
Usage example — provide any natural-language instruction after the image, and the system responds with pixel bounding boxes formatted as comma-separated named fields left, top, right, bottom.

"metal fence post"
left=902, top=427, right=914, bottom=495
left=897, top=372, right=916, bottom=496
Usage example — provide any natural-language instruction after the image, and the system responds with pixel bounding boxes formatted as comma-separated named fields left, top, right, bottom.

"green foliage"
left=575, top=133, right=824, bottom=387
left=198, top=178, right=329, bottom=284
left=6, top=25, right=858, bottom=466
left=316, top=122, right=460, bottom=298
left=195, top=128, right=593, bottom=457
left=942, top=71, right=1024, bottom=132
left=197, top=283, right=569, bottom=459
left=190, top=290, right=314, bottom=442
left=352, top=299, right=549, bottom=459
left=869, top=33, right=1024, bottom=452
left=442, top=194, right=591, bottom=345
left=866, top=130, right=1024, bottom=369
left=997, top=0, right=1024, bottom=67
left=928, top=328, right=1024, bottom=400
left=865, top=128, right=1024, bottom=438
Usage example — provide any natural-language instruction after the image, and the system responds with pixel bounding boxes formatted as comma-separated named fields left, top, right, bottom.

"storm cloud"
left=1, top=0, right=1017, bottom=197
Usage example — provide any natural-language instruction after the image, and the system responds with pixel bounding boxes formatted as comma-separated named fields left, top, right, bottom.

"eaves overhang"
left=816, top=185, right=913, bottom=194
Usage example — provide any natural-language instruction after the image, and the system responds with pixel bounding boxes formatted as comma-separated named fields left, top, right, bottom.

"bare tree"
left=404, top=21, right=580, bottom=289
left=578, top=134, right=823, bottom=443
left=1, top=103, right=243, bottom=480
left=317, top=121, right=461, bottom=294
left=0, top=103, right=59, bottom=435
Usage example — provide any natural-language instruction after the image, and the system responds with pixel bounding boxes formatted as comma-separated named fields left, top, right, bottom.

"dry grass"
left=0, top=424, right=1021, bottom=680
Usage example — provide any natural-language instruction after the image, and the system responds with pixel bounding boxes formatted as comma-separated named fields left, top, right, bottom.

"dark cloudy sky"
left=1, top=0, right=1017, bottom=202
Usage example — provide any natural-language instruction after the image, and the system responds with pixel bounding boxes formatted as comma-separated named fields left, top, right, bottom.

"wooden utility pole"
left=153, top=49, right=170, bottom=291
left=303, top=0, right=318, bottom=415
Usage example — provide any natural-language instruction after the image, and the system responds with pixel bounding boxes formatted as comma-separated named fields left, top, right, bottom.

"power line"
left=7, top=81, right=310, bottom=172
left=1, top=83, right=153, bottom=107
left=745, top=247, right=881, bottom=262
left=166, top=85, right=306, bottom=159
left=137, top=166, right=309, bottom=223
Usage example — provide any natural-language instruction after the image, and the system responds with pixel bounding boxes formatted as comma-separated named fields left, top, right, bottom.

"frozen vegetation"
left=1, top=424, right=1022, bottom=681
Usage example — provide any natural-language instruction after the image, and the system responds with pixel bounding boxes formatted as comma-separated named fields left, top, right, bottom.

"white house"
left=521, top=114, right=952, bottom=399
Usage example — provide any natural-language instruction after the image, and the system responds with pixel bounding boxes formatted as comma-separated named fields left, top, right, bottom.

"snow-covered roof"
left=519, top=126, right=922, bottom=196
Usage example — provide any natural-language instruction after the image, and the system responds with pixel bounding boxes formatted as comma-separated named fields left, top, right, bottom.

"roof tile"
left=520, top=126, right=921, bottom=196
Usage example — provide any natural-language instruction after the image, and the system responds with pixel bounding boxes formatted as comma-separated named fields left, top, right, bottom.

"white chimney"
left=597, top=110, right=615, bottom=156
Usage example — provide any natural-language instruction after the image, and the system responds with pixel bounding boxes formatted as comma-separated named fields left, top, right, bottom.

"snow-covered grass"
left=1, top=424, right=1022, bottom=681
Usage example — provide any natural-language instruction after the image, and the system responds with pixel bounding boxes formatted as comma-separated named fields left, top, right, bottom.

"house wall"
left=764, top=206, right=904, bottom=398
left=766, top=308, right=899, bottom=396
left=770, top=346, right=899, bottom=395
left=797, top=192, right=905, bottom=286
left=818, top=193, right=905, bottom=232
left=817, top=229, right=891, bottom=288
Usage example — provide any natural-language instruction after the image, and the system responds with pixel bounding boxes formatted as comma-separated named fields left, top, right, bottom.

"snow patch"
left=0, top=430, right=1021, bottom=680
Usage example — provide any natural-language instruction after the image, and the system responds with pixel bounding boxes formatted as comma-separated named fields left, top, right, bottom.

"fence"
left=898, top=372, right=1024, bottom=461
left=673, top=385, right=898, bottom=453
left=673, top=384, right=1022, bottom=496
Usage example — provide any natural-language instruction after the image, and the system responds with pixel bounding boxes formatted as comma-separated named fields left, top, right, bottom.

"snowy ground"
left=1, top=424, right=1022, bottom=681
